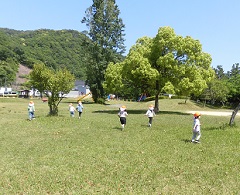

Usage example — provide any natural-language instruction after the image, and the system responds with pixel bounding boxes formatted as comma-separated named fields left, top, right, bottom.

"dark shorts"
left=148, top=117, right=153, bottom=124
left=120, top=117, right=126, bottom=125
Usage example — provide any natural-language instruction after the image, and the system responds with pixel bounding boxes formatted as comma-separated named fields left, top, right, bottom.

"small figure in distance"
left=69, top=103, right=76, bottom=117
left=118, top=105, right=128, bottom=130
left=145, top=104, right=156, bottom=127
left=28, top=101, right=35, bottom=121
left=76, top=101, right=84, bottom=119
left=192, top=112, right=201, bottom=143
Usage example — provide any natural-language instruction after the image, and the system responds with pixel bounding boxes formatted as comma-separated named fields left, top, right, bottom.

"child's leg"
left=78, top=112, right=82, bottom=118
left=28, top=112, right=32, bottom=120
left=195, top=131, right=201, bottom=141
left=148, top=117, right=153, bottom=126
left=192, top=132, right=196, bottom=142
left=120, top=117, right=126, bottom=129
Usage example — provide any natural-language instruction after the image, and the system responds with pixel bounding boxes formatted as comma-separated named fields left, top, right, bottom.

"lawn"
left=0, top=98, right=239, bottom=194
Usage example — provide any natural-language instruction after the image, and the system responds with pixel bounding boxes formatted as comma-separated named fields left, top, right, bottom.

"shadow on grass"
left=113, top=126, right=124, bottom=131
left=204, top=123, right=230, bottom=131
left=192, top=100, right=232, bottom=110
left=63, top=100, right=95, bottom=105
left=93, top=109, right=190, bottom=115
left=181, top=139, right=192, bottom=143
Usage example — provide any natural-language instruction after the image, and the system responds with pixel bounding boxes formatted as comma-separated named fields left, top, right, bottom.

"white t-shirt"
left=118, top=110, right=128, bottom=118
left=146, top=109, right=155, bottom=117
left=69, top=105, right=75, bottom=112
left=193, top=118, right=201, bottom=132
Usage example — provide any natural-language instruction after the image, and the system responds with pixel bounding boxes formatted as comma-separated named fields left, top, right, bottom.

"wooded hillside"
left=0, top=28, right=93, bottom=87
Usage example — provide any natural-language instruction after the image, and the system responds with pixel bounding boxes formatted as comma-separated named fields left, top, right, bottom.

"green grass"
left=0, top=98, right=239, bottom=194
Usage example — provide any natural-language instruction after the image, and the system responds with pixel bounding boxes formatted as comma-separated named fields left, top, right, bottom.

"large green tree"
left=104, top=27, right=215, bottom=111
left=29, top=64, right=75, bottom=116
left=82, top=0, right=125, bottom=102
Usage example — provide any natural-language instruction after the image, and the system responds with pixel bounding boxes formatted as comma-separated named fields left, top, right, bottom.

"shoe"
left=195, top=140, right=200, bottom=143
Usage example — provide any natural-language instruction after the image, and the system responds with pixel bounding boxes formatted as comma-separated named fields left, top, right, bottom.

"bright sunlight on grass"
left=0, top=98, right=239, bottom=194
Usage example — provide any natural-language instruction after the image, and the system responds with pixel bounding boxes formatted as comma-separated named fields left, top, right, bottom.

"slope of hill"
left=14, top=64, right=31, bottom=90
left=0, top=28, right=93, bottom=82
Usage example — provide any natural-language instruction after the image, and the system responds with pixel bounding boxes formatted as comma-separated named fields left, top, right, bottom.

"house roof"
left=75, top=80, right=85, bottom=86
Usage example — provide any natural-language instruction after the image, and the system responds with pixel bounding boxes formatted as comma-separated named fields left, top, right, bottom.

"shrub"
left=96, top=98, right=105, bottom=104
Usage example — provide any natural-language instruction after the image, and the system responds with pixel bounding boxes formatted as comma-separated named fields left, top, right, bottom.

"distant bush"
left=171, top=95, right=187, bottom=99
left=143, top=96, right=167, bottom=102
left=96, top=98, right=105, bottom=104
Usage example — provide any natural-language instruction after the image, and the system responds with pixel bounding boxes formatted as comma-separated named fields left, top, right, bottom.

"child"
left=76, top=101, right=84, bottom=119
left=118, top=105, right=128, bottom=129
left=69, top=103, right=76, bottom=117
left=28, top=101, right=35, bottom=120
left=192, top=112, right=201, bottom=143
left=145, top=104, right=156, bottom=127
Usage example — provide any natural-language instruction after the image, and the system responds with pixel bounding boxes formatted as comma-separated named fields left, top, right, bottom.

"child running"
left=28, top=101, right=35, bottom=121
left=118, top=105, right=128, bottom=130
left=192, top=112, right=201, bottom=143
left=69, top=103, right=76, bottom=117
left=76, top=101, right=84, bottom=119
left=145, top=104, right=156, bottom=127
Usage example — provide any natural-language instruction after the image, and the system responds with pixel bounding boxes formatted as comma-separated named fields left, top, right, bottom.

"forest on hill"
left=0, top=28, right=95, bottom=87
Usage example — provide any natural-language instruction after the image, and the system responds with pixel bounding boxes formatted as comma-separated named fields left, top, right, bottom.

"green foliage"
left=0, top=28, right=92, bottom=81
left=82, top=0, right=126, bottom=101
left=103, top=62, right=124, bottom=94
left=104, top=26, right=215, bottom=111
left=227, top=63, right=240, bottom=103
left=29, top=64, right=75, bottom=115
left=96, top=97, right=105, bottom=104
left=0, top=59, right=18, bottom=85
left=207, top=79, right=230, bottom=105
left=0, top=31, right=19, bottom=85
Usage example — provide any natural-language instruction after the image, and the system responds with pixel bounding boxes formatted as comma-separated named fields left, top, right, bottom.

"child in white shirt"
left=118, top=105, right=128, bottom=129
left=145, top=104, right=156, bottom=127
left=192, top=112, right=201, bottom=143
left=69, top=103, right=76, bottom=117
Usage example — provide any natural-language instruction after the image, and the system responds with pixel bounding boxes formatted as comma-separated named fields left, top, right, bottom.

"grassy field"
left=0, top=98, right=239, bottom=194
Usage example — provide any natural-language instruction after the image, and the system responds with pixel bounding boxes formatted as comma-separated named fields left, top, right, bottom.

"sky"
left=0, top=0, right=239, bottom=72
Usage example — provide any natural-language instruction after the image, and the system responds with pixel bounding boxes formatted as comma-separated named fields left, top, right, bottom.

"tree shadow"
left=204, top=124, right=230, bottom=131
left=93, top=109, right=191, bottom=115
left=160, top=111, right=190, bottom=115
left=192, top=101, right=232, bottom=110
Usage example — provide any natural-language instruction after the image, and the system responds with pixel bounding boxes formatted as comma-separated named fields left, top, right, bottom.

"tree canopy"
left=29, top=63, right=75, bottom=116
left=104, top=26, right=215, bottom=111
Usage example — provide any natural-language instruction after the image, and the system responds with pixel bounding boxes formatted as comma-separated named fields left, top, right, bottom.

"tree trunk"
left=48, top=97, right=58, bottom=116
left=229, top=103, right=240, bottom=126
left=154, top=93, right=159, bottom=112
left=154, top=80, right=160, bottom=112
